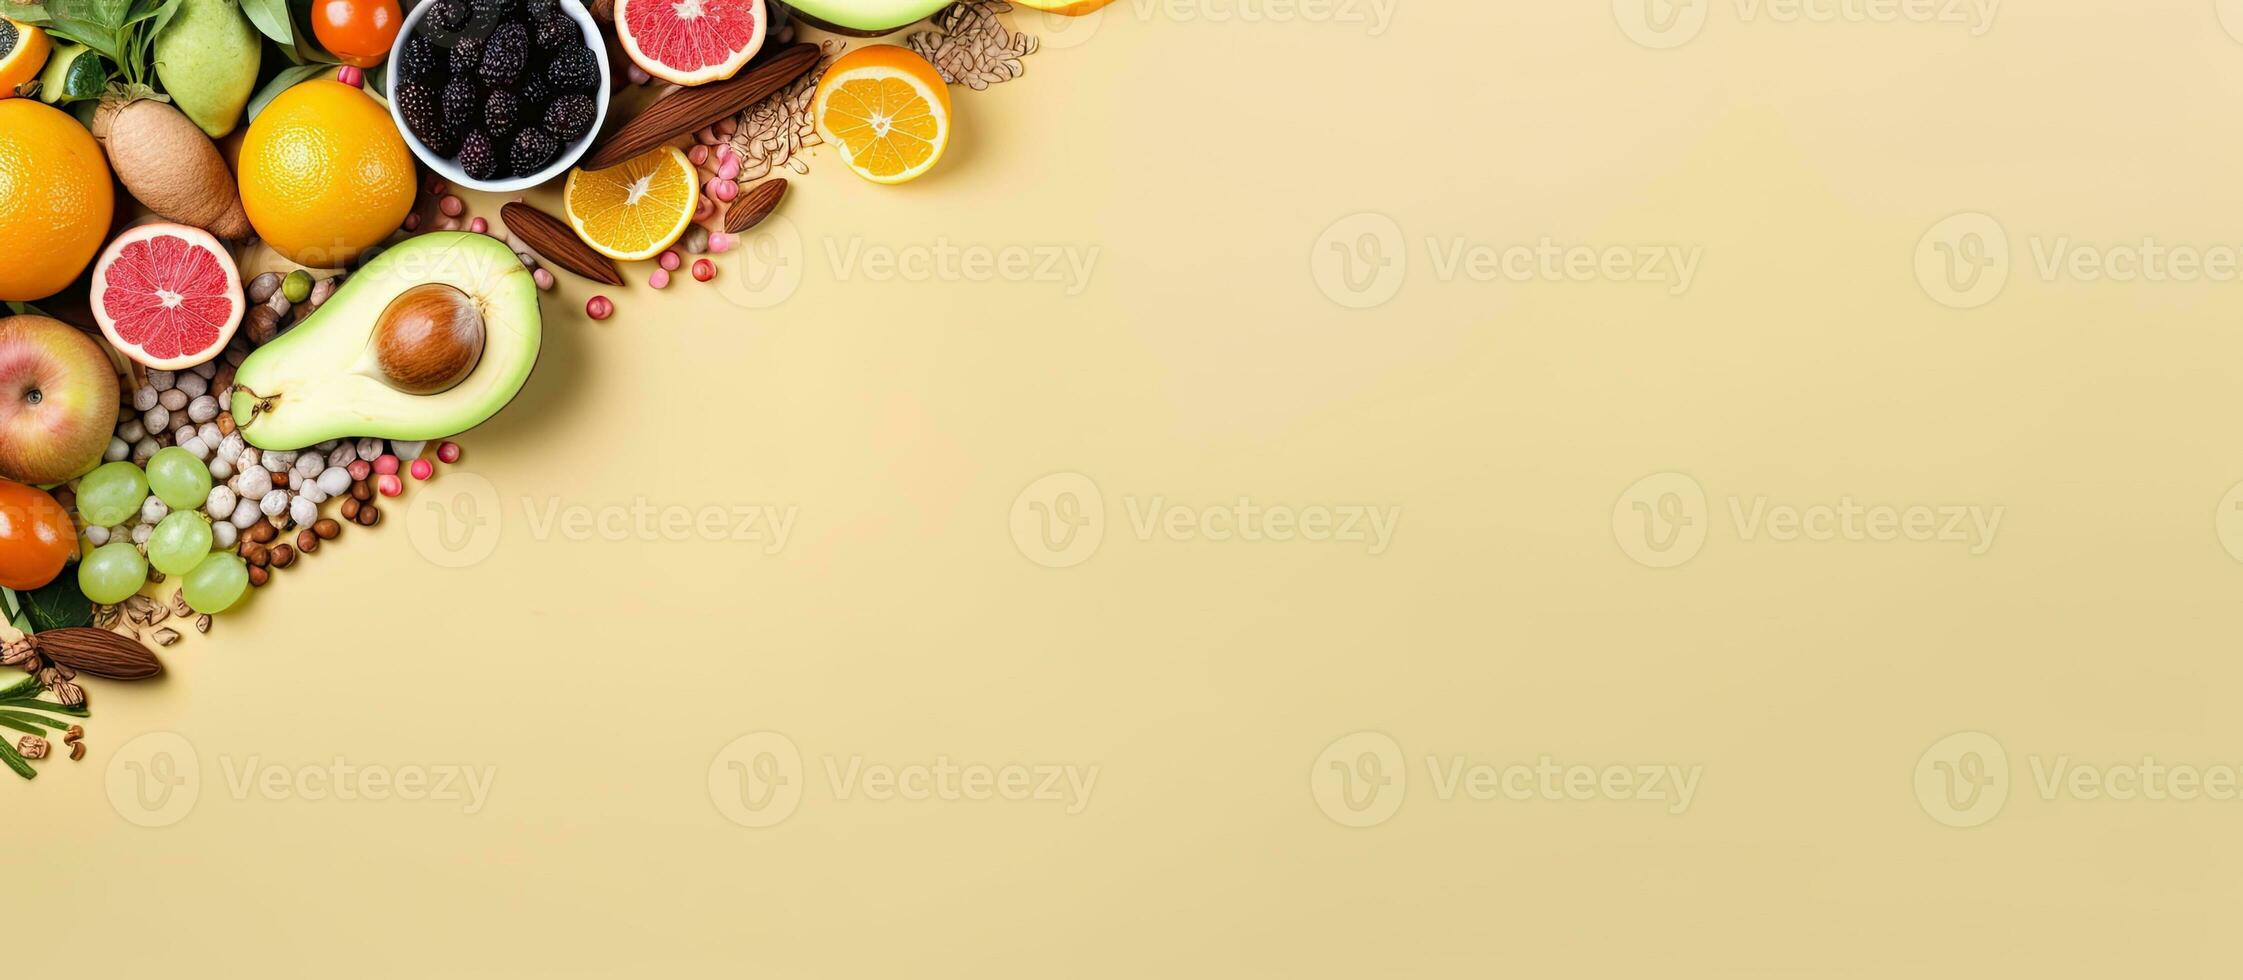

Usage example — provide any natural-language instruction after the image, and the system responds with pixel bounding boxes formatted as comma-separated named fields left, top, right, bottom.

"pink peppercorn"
left=693, top=196, right=716, bottom=222
left=337, top=66, right=363, bottom=87
left=437, top=441, right=462, bottom=464
left=586, top=295, right=614, bottom=320
left=648, top=268, right=670, bottom=289
left=713, top=179, right=738, bottom=202
left=706, top=232, right=732, bottom=254
left=658, top=250, right=681, bottom=271
left=440, top=195, right=464, bottom=217
left=376, top=473, right=403, bottom=497
left=715, top=156, right=740, bottom=181
left=373, top=454, right=399, bottom=476
left=532, top=268, right=556, bottom=291
left=403, top=212, right=422, bottom=232
left=409, top=458, right=434, bottom=480
left=469, top=216, right=488, bottom=234
left=688, top=144, right=709, bottom=167
left=692, top=259, right=715, bottom=282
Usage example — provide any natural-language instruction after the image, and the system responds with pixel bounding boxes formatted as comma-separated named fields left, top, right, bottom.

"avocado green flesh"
left=231, top=234, right=542, bottom=451
left=783, top=0, right=951, bottom=34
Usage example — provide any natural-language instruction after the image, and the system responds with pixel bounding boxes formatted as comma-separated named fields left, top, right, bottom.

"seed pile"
left=722, top=35, right=838, bottom=183
left=907, top=1, right=1038, bottom=91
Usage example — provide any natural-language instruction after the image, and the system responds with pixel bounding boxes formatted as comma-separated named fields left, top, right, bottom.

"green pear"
left=152, top=0, right=261, bottom=138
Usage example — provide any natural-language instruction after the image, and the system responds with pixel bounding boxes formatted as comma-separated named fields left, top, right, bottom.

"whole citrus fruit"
left=237, top=79, right=414, bottom=267
left=0, top=100, right=114, bottom=302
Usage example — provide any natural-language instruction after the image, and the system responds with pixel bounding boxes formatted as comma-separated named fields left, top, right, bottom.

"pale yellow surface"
left=18, top=3, right=2243, bottom=976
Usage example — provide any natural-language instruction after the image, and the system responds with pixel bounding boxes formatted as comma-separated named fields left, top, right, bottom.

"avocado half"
left=230, top=233, right=541, bottom=451
left=783, top=0, right=951, bottom=35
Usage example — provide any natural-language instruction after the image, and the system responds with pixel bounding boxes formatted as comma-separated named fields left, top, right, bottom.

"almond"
left=32, top=628, right=163, bottom=680
left=500, top=203, right=624, bottom=286
left=726, top=178, right=787, bottom=234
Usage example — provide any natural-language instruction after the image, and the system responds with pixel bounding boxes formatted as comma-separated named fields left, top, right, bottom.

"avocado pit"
left=373, top=282, right=485, bottom=396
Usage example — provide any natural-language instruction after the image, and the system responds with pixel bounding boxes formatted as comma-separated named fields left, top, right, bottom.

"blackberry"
left=429, top=0, right=471, bottom=32
left=484, top=89, right=521, bottom=136
left=442, top=74, right=481, bottom=141
left=458, top=129, right=502, bottom=182
left=447, top=35, right=485, bottom=76
left=533, top=10, right=576, bottom=51
left=469, top=0, right=518, bottom=26
left=510, top=127, right=560, bottom=177
left=545, top=44, right=598, bottom=93
left=396, top=81, right=455, bottom=155
left=479, top=22, right=529, bottom=88
left=524, top=0, right=557, bottom=22
left=399, top=34, right=445, bottom=85
left=521, top=75, right=552, bottom=110
left=543, top=92, right=597, bottom=144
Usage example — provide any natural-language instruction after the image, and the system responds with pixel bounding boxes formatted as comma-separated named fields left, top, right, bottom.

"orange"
left=813, top=44, right=952, bottom=185
left=0, top=99, right=112, bottom=302
left=236, top=80, right=415, bottom=267
left=563, top=146, right=699, bottom=262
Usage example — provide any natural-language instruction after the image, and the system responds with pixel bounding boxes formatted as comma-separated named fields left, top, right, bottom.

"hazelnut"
left=297, top=529, right=320, bottom=553
left=339, top=497, right=360, bottom=521
left=350, top=481, right=372, bottom=502
left=247, top=565, right=269, bottom=587
left=269, top=544, right=295, bottom=568
left=313, top=518, right=341, bottom=540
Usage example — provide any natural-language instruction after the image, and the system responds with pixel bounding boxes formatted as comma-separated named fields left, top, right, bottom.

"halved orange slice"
left=562, top=146, right=700, bottom=262
left=813, top=44, right=952, bottom=186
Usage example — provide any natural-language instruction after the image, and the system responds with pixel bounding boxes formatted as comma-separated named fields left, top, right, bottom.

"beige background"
left=17, top=1, right=2243, bottom=975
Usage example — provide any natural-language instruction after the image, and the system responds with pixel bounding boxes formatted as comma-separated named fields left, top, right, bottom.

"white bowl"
left=386, top=0, right=611, bottom=192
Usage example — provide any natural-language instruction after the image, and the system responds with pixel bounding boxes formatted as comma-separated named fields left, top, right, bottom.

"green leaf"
left=0, top=737, right=32, bottom=779
left=246, top=61, right=326, bottom=119
left=19, top=569, right=92, bottom=633
left=1, top=588, right=28, bottom=636
left=0, top=674, right=38, bottom=700
left=238, top=0, right=287, bottom=44
left=0, top=695, right=88, bottom=717
left=3, top=0, right=52, bottom=25
left=0, top=712, right=49, bottom=735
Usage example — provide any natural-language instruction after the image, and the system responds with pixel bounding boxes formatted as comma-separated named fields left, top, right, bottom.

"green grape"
left=146, top=447, right=212, bottom=511
left=77, top=461, right=148, bottom=527
left=183, top=553, right=249, bottom=614
left=77, top=541, right=147, bottom=604
left=148, top=511, right=214, bottom=576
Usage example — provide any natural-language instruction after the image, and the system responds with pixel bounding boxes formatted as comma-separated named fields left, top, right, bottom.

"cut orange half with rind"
left=563, top=146, right=700, bottom=262
left=814, top=44, right=952, bottom=186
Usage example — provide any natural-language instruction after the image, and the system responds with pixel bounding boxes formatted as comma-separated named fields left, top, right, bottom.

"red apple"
left=0, top=316, right=120, bottom=486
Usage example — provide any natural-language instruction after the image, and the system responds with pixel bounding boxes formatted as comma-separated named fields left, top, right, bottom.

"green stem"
left=0, top=737, right=32, bottom=779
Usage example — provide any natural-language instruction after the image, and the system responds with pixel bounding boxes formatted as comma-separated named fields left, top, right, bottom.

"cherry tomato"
left=0, top=480, right=76, bottom=590
left=312, top=0, right=402, bottom=68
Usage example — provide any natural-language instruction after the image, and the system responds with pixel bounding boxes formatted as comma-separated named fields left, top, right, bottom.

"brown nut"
left=69, top=741, right=85, bottom=762
left=313, top=518, right=341, bottom=540
left=249, top=522, right=277, bottom=544
left=297, top=529, right=320, bottom=553
left=351, top=481, right=373, bottom=502
left=243, top=544, right=269, bottom=568
left=269, top=544, right=295, bottom=568
left=358, top=507, right=382, bottom=527
left=247, top=564, right=269, bottom=587
left=339, top=497, right=360, bottom=521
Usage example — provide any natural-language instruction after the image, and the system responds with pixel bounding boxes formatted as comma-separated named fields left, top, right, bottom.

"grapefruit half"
left=616, top=0, right=767, bottom=86
left=91, top=222, right=244, bottom=371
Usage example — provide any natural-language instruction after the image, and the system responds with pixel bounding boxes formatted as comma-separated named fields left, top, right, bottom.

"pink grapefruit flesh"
left=91, top=222, right=243, bottom=371
left=616, top=0, right=767, bottom=86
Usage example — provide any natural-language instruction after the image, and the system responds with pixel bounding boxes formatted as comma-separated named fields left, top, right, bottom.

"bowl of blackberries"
left=387, top=0, right=611, bottom=192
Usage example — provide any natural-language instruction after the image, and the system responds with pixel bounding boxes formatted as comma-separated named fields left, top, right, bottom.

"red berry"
left=437, top=441, right=462, bottom=464
left=692, top=259, right=715, bottom=282
left=373, top=454, right=399, bottom=476
left=347, top=459, right=372, bottom=481
left=377, top=473, right=403, bottom=497
left=587, top=296, right=614, bottom=321
left=409, top=458, right=434, bottom=480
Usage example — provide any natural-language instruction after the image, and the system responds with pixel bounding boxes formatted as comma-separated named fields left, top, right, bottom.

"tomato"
left=0, top=479, right=75, bottom=590
left=312, top=0, right=402, bottom=68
